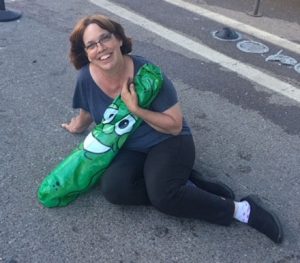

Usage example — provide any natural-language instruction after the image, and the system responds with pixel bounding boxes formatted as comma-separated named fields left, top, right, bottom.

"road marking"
left=164, top=0, right=300, bottom=56
left=90, top=0, right=300, bottom=103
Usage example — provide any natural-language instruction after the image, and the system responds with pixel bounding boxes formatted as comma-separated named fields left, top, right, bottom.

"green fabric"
left=38, top=64, right=163, bottom=207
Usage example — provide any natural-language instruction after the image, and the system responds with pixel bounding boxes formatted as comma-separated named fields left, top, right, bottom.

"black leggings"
left=101, top=135, right=234, bottom=226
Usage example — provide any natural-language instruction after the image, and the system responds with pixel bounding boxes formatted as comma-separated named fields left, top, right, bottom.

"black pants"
left=101, top=135, right=234, bottom=226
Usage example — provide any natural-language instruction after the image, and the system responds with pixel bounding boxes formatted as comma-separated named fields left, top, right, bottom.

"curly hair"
left=69, top=15, right=132, bottom=70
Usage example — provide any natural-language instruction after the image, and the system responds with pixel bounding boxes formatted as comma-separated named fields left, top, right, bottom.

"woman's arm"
left=61, top=109, right=93, bottom=134
left=121, top=83, right=183, bottom=135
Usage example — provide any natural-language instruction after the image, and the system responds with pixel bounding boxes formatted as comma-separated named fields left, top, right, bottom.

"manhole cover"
left=237, top=40, right=269, bottom=53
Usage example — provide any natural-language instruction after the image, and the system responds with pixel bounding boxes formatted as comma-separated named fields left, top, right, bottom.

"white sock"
left=233, top=201, right=251, bottom=223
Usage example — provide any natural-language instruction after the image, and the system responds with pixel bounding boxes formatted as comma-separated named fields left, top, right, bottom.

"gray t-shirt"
left=73, top=55, right=191, bottom=152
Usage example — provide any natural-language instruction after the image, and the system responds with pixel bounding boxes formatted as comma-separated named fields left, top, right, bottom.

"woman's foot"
left=189, top=169, right=235, bottom=199
left=240, top=195, right=283, bottom=243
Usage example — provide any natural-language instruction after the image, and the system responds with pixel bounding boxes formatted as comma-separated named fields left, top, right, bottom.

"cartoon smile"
left=83, top=132, right=111, bottom=153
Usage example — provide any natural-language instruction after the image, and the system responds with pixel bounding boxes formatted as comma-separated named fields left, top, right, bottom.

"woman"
left=62, top=15, right=283, bottom=243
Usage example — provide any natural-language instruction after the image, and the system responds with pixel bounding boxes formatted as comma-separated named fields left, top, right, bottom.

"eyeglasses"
left=85, top=32, right=113, bottom=51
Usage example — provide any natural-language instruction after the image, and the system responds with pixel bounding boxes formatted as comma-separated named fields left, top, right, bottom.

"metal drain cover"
left=237, top=40, right=269, bottom=53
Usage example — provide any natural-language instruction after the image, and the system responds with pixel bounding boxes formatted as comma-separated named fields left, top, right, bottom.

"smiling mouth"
left=83, top=132, right=110, bottom=153
left=99, top=53, right=112, bottom=61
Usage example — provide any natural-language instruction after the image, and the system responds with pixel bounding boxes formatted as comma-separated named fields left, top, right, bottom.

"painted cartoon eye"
left=115, top=114, right=136, bottom=135
left=102, top=107, right=118, bottom=124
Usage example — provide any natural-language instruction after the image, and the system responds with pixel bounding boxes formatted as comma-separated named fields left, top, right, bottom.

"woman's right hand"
left=61, top=109, right=93, bottom=134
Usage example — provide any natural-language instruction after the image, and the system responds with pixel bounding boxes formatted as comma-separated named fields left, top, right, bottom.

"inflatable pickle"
left=38, top=64, right=163, bottom=208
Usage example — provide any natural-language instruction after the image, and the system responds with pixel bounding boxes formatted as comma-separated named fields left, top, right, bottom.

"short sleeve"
left=72, top=69, right=90, bottom=112
left=150, top=73, right=178, bottom=112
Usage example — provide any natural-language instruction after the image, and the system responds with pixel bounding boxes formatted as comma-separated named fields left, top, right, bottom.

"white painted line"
left=90, top=0, right=300, bottom=103
left=164, top=0, right=300, bottom=56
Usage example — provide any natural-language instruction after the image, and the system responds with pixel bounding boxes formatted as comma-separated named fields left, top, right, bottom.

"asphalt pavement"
left=1, top=0, right=300, bottom=262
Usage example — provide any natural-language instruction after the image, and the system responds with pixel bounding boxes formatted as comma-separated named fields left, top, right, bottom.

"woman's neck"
left=90, top=55, right=134, bottom=98
left=93, top=55, right=127, bottom=83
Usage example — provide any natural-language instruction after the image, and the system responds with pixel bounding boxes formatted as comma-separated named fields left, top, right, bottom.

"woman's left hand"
left=121, top=78, right=183, bottom=135
left=121, top=80, right=139, bottom=113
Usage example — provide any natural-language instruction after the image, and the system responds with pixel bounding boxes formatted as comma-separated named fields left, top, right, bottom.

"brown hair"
left=69, top=15, right=132, bottom=70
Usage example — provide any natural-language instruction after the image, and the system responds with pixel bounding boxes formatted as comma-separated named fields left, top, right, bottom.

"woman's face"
left=83, top=23, right=123, bottom=71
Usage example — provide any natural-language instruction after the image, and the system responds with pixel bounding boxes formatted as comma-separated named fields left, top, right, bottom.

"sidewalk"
left=185, top=0, right=300, bottom=43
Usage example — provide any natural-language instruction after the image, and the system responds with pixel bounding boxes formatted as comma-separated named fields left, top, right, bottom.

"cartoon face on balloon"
left=83, top=103, right=138, bottom=156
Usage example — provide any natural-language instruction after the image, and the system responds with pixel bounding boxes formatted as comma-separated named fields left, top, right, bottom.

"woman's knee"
left=101, top=176, right=125, bottom=205
left=147, top=186, right=177, bottom=214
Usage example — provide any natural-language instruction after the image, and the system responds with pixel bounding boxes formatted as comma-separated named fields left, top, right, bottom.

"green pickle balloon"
left=38, top=64, right=163, bottom=207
